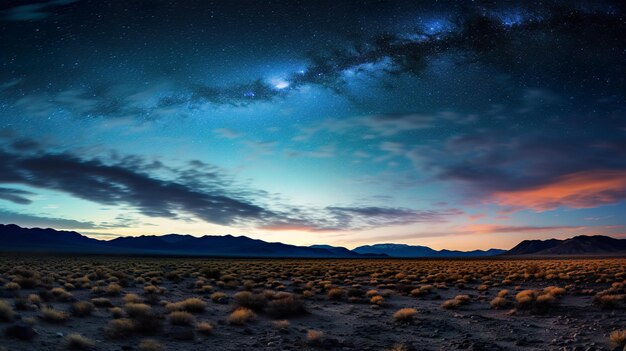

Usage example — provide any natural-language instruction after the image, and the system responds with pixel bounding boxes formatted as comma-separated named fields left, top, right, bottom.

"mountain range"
left=353, top=243, right=505, bottom=257
left=504, top=235, right=626, bottom=255
left=1, top=224, right=624, bottom=257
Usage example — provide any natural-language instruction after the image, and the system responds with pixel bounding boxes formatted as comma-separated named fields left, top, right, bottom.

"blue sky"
left=0, top=0, right=625, bottom=250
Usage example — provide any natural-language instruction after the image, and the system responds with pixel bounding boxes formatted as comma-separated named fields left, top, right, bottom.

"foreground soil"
left=0, top=256, right=625, bottom=351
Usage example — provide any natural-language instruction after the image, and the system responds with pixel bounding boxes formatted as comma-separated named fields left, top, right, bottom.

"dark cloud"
left=326, top=206, right=464, bottom=228
left=0, top=209, right=100, bottom=229
left=0, top=148, right=269, bottom=226
left=2, top=0, right=79, bottom=21
left=0, top=187, right=35, bottom=205
left=0, top=140, right=458, bottom=231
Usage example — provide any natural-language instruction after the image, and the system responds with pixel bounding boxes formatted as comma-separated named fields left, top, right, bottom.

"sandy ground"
left=1, top=259, right=625, bottom=351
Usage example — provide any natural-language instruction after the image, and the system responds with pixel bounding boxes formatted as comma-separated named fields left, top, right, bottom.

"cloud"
left=0, top=187, right=35, bottom=205
left=0, top=209, right=101, bottom=230
left=490, top=170, right=626, bottom=212
left=457, top=224, right=585, bottom=234
left=2, top=0, right=79, bottom=21
left=264, top=206, right=464, bottom=232
left=0, top=148, right=269, bottom=226
left=214, top=128, right=244, bottom=139
left=364, top=224, right=587, bottom=242
left=0, top=139, right=459, bottom=232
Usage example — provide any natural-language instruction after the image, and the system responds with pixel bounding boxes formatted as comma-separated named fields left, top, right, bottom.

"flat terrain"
left=0, top=256, right=625, bottom=351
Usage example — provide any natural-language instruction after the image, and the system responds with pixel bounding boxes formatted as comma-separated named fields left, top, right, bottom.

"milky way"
left=0, top=0, right=625, bottom=249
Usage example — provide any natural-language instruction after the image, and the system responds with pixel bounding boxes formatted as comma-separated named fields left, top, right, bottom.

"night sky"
left=1, top=0, right=625, bottom=250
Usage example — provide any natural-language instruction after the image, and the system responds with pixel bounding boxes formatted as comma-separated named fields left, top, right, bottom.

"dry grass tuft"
left=227, top=307, right=256, bottom=325
left=306, top=329, right=324, bottom=345
left=166, top=297, right=207, bottom=313
left=490, top=296, right=511, bottom=309
left=327, top=288, right=345, bottom=300
left=125, top=303, right=152, bottom=318
left=123, top=293, right=144, bottom=304
left=370, top=295, right=385, bottom=306
left=65, top=333, right=95, bottom=350
left=393, top=308, right=417, bottom=323
left=267, top=294, right=306, bottom=317
left=139, top=339, right=165, bottom=351
left=0, top=300, right=14, bottom=321
left=71, top=301, right=95, bottom=317
left=210, top=292, right=227, bottom=302
left=233, top=291, right=266, bottom=311
left=110, top=306, right=125, bottom=318
left=610, top=329, right=626, bottom=346
left=106, top=318, right=135, bottom=338
left=169, top=311, right=196, bottom=326
left=41, top=307, right=69, bottom=323
left=196, top=321, right=214, bottom=335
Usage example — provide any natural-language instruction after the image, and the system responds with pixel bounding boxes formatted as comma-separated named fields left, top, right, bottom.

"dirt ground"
left=0, top=256, right=625, bottom=351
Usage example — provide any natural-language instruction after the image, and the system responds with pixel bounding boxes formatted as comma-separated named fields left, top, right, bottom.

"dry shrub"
left=210, top=292, right=227, bottom=302
left=139, top=339, right=165, bottom=351
left=515, top=290, right=536, bottom=308
left=65, top=333, right=94, bottom=350
left=71, top=301, right=95, bottom=317
left=196, top=321, right=214, bottom=335
left=227, top=307, right=256, bottom=325
left=454, top=295, right=471, bottom=303
left=125, top=303, right=152, bottom=318
left=543, top=286, right=566, bottom=296
left=593, top=291, right=625, bottom=309
left=169, top=311, right=196, bottom=326
left=306, top=329, right=324, bottom=345
left=0, top=300, right=14, bottom=321
left=490, top=297, right=511, bottom=309
left=441, top=299, right=461, bottom=310
left=410, top=285, right=432, bottom=297
left=28, top=294, right=42, bottom=305
left=393, top=308, right=417, bottom=323
left=366, top=289, right=379, bottom=297
left=327, top=288, right=345, bottom=300
left=107, top=318, right=135, bottom=338
left=41, top=307, right=69, bottom=323
left=51, top=287, right=73, bottom=301
left=497, top=289, right=509, bottom=297
left=370, top=295, right=385, bottom=306
left=267, top=294, right=306, bottom=317
left=610, top=330, right=626, bottom=347
left=110, top=307, right=125, bottom=318
left=4, top=282, right=20, bottom=290
left=106, top=283, right=122, bottom=296
left=233, top=291, right=266, bottom=311
left=515, top=289, right=557, bottom=313
left=123, top=293, right=144, bottom=304
left=273, top=319, right=290, bottom=332
left=166, top=297, right=206, bottom=313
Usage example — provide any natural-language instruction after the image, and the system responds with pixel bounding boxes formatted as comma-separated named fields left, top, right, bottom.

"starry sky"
left=1, top=0, right=625, bottom=250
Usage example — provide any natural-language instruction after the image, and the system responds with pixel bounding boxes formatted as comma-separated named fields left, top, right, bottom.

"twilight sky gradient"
left=1, top=0, right=625, bottom=250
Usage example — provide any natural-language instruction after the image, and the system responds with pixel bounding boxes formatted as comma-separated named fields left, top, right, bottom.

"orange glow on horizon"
left=491, top=170, right=626, bottom=211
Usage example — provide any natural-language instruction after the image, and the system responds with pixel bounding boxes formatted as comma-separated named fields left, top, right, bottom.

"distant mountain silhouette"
left=505, top=235, right=626, bottom=255
left=0, top=224, right=378, bottom=258
left=352, top=243, right=505, bottom=258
